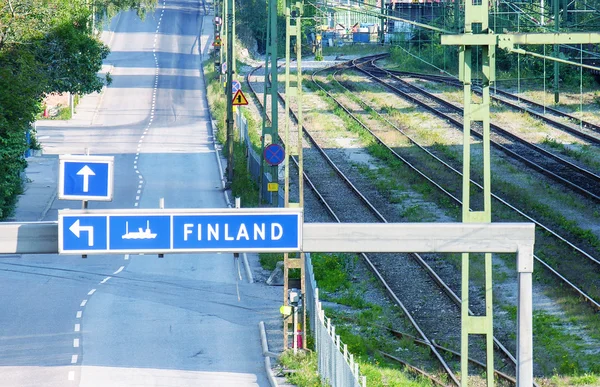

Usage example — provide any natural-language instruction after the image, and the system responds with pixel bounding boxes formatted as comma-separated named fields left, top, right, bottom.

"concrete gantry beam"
left=0, top=222, right=58, bottom=254
left=302, top=223, right=534, bottom=254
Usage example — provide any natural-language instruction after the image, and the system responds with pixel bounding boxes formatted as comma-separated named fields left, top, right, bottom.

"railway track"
left=350, top=56, right=600, bottom=204
left=387, top=66, right=600, bottom=145
left=245, top=63, right=522, bottom=386
left=314, top=54, right=600, bottom=312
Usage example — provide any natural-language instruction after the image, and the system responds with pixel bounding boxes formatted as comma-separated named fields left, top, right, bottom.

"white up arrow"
left=69, top=219, right=95, bottom=246
left=77, top=165, right=96, bottom=192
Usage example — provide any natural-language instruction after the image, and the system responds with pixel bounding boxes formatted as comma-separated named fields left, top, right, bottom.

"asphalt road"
left=0, top=1, right=279, bottom=386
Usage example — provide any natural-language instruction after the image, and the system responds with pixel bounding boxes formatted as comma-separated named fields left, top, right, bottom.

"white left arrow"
left=77, top=165, right=96, bottom=192
left=69, top=219, right=95, bottom=246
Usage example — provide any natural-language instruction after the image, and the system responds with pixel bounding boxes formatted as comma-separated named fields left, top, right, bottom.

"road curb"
left=260, top=321, right=279, bottom=387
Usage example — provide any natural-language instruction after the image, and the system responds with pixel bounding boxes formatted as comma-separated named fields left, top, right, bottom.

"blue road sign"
left=58, top=209, right=302, bottom=254
left=59, top=155, right=114, bottom=201
left=61, top=216, right=108, bottom=252
left=264, top=143, right=285, bottom=166
left=232, top=80, right=241, bottom=94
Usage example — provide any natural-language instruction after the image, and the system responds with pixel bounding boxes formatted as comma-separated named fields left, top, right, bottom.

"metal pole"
left=554, top=0, right=560, bottom=103
left=225, top=0, right=234, bottom=185
left=517, top=246, right=534, bottom=387
left=293, top=306, right=298, bottom=354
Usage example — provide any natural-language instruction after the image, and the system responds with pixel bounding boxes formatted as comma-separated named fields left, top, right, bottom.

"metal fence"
left=235, top=109, right=366, bottom=386
left=306, top=253, right=367, bottom=387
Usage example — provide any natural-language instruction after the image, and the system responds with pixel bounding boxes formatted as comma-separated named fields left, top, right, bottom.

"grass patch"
left=260, top=253, right=282, bottom=271
left=279, top=350, right=324, bottom=387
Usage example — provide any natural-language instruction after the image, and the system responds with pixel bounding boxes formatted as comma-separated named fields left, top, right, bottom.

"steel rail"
left=379, top=352, right=452, bottom=387
left=245, top=63, right=462, bottom=386
left=354, top=59, right=600, bottom=204
left=388, top=329, right=517, bottom=384
left=318, top=56, right=600, bottom=313
left=383, top=66, right=600, bottom=148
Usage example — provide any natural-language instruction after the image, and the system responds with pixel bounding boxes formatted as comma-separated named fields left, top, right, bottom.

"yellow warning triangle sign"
left=232, top=89, right=249, bottom=106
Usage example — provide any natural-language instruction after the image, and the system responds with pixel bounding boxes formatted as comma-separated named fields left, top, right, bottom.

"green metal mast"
left=457, top=0, right=494, bottom=385
left=554, top=0, right=560, bottom=103
left=260, top=0, right=280, bottom=206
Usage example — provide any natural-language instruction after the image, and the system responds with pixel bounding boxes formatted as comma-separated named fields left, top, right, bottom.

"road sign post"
left=58, top=155, right=114, bottom=201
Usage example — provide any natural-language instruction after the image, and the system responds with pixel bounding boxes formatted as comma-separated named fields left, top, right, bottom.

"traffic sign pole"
left=225, top=0, right=234, bottom=186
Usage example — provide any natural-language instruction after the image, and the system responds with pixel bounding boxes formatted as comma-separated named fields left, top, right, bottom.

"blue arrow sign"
left=58, top=209, right=302, bottom=254
left=59, top=155, right=114, bottom=201
left=61, top=216, right=108, bottom=251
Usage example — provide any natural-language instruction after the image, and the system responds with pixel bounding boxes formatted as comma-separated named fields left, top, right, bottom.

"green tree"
left=0, top=0, right=154, bottom=218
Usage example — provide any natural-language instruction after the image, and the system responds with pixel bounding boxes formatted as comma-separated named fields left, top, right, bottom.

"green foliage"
left=260, top=253, right=282, bottom=271
left=311, top=253, right=351, bottom=293
left=0, top=0, right=150, bottom=219
left=279, top=350, right=324, bottom=387
left=94, top=0, right=157, bottom=23
left=40, top=16, right=111, bottom=94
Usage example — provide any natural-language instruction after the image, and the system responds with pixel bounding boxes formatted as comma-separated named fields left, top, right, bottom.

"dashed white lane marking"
left=133, top=2, right=164, bottom=210
left=113, top=266, right=125, bottom=275
left=68, top=5, right=166, bottom=382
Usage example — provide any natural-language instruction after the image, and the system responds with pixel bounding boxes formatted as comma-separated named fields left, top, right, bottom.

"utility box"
left=353, top=32, right=370, bottom=43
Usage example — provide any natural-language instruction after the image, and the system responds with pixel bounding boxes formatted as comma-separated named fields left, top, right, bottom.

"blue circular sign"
left=232, top=80, right=241, bottom=94
left=264, top=143, right=285, bottom=166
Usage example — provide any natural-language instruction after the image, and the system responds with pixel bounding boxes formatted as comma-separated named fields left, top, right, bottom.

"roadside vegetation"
left=0, top=0, right=156, bottom=219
